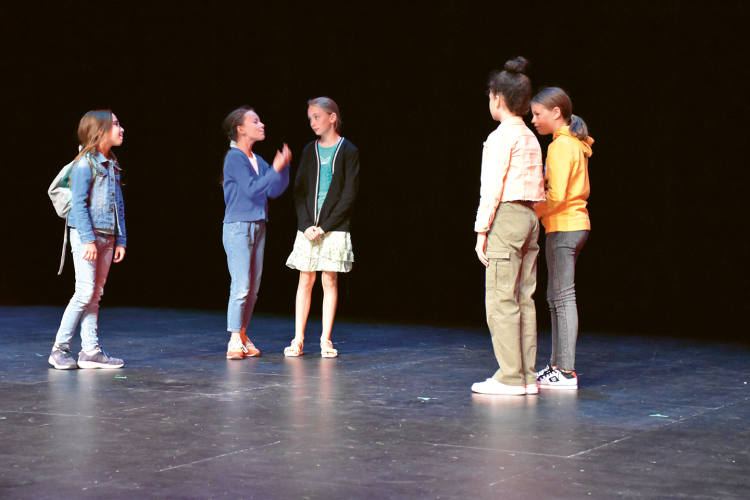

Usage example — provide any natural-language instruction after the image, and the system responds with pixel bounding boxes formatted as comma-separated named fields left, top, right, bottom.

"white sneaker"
left=471, top=378, right=526, bottom=395
left=525, top=384, right=539, bottom=395
left=538, top=369, right=578, bottom=390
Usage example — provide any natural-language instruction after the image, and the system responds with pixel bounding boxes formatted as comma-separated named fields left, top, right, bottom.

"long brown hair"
left=72, top=110, right=118, bottom=166
left=308, top=97, right=342, bottom=133
left=531, top=87, right=589, bottom=140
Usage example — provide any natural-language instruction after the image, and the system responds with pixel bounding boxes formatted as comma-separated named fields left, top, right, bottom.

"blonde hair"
left=531, top=87, right=589, bottom=140
left=308, top=97, right=342, bottom=133
left=72, top=110, right=118, bottom=166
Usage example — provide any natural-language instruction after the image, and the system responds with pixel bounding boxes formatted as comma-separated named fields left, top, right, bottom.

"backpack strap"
left=57, top=152, right=97, bottom=275
left=58, top=220, right=68, bottom=275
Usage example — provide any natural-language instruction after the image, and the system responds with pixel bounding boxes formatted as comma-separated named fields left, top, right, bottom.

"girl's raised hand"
left=113, top=246, right=126, bottom=263
left=272, top=143, right=292, bottom=173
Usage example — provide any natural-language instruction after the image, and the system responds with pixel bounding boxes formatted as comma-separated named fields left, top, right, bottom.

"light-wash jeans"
left=545, top=230, right=589, bottom=371
left=223, top=221, right=266, bottom=333
left=54, top=228, right=115, bottom=352
left=485, top=202, right=540, bottom=386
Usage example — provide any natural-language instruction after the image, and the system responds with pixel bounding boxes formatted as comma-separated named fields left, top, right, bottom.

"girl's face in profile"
left=240, top=111, right=266, bottom=142
left=531, top=104, right=558, bottom=136
left=104, top=114, right=124, bottom=147
left=308, top=106, right=336, bottom=137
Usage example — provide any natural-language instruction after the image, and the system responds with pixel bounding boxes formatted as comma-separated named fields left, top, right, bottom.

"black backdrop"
left=2, top=2, right=746, bottom=341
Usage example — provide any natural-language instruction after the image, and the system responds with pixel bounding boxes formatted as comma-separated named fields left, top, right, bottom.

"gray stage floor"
left=0, top=306, right=748, bottom=499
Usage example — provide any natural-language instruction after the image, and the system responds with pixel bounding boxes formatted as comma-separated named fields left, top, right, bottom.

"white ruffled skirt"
left=286, top=231, right=353, bottom=273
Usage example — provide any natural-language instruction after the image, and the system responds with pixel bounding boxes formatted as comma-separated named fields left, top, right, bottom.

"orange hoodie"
left=534, top=126, right=594, bottom=233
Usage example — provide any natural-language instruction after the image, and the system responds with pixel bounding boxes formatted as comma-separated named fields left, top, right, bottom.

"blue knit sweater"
left=223, top=147, right=289, bottom=223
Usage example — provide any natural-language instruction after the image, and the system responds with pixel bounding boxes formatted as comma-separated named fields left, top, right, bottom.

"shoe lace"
left=538, top=368, right=559, bottom=381
left=229, top=338, right=246, bottom=352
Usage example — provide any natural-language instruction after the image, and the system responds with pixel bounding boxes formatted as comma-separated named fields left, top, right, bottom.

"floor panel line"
left=157, top=440, right=283, bottom=472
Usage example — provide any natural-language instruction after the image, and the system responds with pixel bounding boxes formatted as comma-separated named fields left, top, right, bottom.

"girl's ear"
left=552, top=107, right=562, bottom=120
left=330, top=113, right=337, bottom=125
left=494, top=93, right=505, bottom=111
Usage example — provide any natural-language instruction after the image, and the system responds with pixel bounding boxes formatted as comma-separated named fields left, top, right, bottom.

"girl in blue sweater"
left=222, top=106, right=290, bottom=359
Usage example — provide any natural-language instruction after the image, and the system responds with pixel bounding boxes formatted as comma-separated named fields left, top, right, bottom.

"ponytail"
left=531, top=87, right=590, bottom=140
left=568, top=114, right=589, bottom=141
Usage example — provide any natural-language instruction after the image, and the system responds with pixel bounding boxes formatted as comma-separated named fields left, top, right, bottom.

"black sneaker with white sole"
left=49, top=346, right=78, bottom=370
left=77, top=349, right=124, bottom=369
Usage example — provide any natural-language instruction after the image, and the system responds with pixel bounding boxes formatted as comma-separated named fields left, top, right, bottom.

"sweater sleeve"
left=225, top=151, right=283, bottom=200
left=535, top=140, right=574, bottom=220
left=266, top=158, right=290, bottom=199
left=294, top=148, right=315, bottom=229
left=319, top=146, right=359, bottom=233
left=69, top=156, right=95, bottom=244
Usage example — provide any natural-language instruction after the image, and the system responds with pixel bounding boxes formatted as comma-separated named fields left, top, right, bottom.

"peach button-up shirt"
left=474, top=117, right=545, bottom=233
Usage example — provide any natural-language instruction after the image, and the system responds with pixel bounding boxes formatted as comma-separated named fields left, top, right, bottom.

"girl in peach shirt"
left=471, top=57, right=545, bottom=396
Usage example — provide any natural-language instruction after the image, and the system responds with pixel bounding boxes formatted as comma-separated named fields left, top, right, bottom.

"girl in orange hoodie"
left=530, top=87, right=594, bottom=390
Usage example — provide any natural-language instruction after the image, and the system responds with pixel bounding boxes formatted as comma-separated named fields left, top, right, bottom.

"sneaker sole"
left=525, top=385, right=539, bottom=394
left=77, top=361, right=124, bottom=369
left=538, top=385, right=578, bottom=390
left=471, top=386, right=526, bottom=396
left=48, top=356, right=77, bottom=370
left=226, top=352, right=244, bottom=360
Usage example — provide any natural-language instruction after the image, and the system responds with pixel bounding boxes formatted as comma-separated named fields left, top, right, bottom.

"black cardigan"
left=294, top=138, right=359, bottom=233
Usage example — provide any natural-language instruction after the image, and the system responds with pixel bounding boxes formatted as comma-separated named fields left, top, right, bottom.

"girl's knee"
left=321, top=272, right=338, bottom=290
left=299, top=271, right=316, bottom=288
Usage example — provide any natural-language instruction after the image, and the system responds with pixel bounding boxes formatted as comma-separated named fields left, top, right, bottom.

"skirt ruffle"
left=286, top=231, right=353, bottom=273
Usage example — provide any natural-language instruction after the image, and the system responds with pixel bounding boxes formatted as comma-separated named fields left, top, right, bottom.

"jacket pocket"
left=485, top=251, right=510, bottom=289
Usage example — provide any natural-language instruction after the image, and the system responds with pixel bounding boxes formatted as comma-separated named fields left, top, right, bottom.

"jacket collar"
left=497, top=116, right=525, bottom=129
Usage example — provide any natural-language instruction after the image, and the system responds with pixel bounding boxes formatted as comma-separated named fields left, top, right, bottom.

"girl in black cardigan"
left=285, top=97, right=359, bottom=358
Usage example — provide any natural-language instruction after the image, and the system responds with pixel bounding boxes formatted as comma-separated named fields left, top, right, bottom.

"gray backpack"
left=48, top=152, right=97, bottom=274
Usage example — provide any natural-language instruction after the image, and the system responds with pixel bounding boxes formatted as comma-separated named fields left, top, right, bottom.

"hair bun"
left=504, top=57, right=529, bottom=75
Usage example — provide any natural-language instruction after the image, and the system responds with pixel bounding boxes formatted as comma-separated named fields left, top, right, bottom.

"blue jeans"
left=546, top=230, right=589, bottom=371
left=223, top=222, right=266, bottom=333
left=54, top=228, right=115, bottom=352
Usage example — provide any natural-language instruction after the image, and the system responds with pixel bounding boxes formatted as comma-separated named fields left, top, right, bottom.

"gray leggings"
left=546, top=230, right=589, bottom=371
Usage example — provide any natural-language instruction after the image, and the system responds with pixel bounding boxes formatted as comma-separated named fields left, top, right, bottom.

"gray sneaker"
left=49, top=346, right=78, bottom=370
left=78, top=348, right=124, bottom=369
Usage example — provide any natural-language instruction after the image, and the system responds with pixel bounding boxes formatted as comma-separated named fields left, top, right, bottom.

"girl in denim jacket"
left=49, top=110, right=127, bottom=370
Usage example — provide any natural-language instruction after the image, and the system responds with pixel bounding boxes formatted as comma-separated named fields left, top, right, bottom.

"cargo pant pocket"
left=485, top=251, right=510, bottom=289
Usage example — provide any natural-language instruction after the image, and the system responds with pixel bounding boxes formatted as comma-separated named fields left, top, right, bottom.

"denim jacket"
left=67, top=150, right=126, bottom=247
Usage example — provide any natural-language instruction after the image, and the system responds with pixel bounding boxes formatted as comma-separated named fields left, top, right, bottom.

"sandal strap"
left=320, top=340, right=337, bottom=353
left=284, top=339, right=303, bottom=354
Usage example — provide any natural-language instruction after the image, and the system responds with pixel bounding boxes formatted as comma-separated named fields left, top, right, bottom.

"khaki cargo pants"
left=485, top=201, right=540, bottom=386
